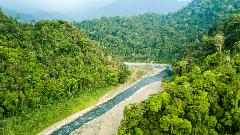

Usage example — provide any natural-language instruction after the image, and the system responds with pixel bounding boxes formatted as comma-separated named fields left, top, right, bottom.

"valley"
left=0, top=0, right=240, bottom=135
left=38, top=63, right=170, bottom=135
left=72, top=81, right=163, bottom=135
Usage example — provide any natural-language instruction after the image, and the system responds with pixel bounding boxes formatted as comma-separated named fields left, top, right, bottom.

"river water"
left=51, top=68, right=172, bottom=135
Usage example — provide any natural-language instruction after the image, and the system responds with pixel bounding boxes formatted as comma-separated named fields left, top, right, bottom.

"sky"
left=1, top=0, right=116, bottom=13
left=0, top=0, right=192, bottom=20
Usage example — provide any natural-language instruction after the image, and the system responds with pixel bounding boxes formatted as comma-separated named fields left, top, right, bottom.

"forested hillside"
left=75, top=0, right=240, bottom=63
left=1, top=0, right=240, bottom=134
left=118, top=14, right=240, bottom=135
left=0, top=9, right=129, bottom=133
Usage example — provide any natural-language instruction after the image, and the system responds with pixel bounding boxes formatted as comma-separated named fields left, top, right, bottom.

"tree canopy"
left=0, top=10, right=130, bottom=118
left=118, top=14, right=240, bottom=135
left=75, top=0, right=240, bottom=63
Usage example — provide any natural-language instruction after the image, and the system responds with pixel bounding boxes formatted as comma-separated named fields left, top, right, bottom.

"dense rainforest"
left=75, top=0, right=240, bottom=63
left=0, top=9, right=130, bottom=134
left=118, top=14, right=240, bottom=135
left=0, top=0, right=240, bottom=134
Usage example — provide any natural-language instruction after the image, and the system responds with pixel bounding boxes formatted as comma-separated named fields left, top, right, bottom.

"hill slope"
left=118, top=13, right=240, bottom=135
left=75, top=0, right=240, bottom=62
left=0, top=9, right=129, bottom=119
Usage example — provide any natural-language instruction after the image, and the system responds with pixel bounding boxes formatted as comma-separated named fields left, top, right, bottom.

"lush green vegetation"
left=1, top=0, right=240, bottom=134
left=118, top=14, right=240, bottom=135
left=2, top=86, right=116, bottom=135
left=75, top=0, right=240, bottom=63
left=0, top=9, right=130, bottom=134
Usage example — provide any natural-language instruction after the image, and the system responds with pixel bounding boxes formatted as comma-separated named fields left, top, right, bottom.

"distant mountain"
left=0, top=0, right=191, bottom=21
left=89, top=0, right=190, bottom=18
left=2, top=8, right=35, bottom=22
left=1, top=8, right=74, bottom=22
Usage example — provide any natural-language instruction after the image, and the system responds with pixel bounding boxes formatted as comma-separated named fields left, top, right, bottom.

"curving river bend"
left=40, top=64, right=171, bottom=135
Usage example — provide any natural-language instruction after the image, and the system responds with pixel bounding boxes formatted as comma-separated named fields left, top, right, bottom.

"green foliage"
left=0, top=8, right=130, bottom=133
left=224, top=14, right=240, bottom=50
left=74, top=0, right=240, bottom=63
left=146, top=92, right=170, bottom=112
left=160, top=115, right=192, bottom=135
left=1, top=86, right=116, bottom=135
left=118, top=14, right=240, bottom=135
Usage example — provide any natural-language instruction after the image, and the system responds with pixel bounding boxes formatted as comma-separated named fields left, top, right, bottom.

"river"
left=39, top=64, right=171, bottom=135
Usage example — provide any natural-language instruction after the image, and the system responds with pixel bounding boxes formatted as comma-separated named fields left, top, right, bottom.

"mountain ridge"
left=75, top=0, right=240, bottom=62
left=0, top=0, right=191, bottom=21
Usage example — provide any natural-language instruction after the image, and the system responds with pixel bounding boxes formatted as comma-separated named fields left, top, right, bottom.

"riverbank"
left=37, top=64, right=163, bottom=135
left=72, top=81, right=163, bottom=135
left=1, top=65, right=154, bottom=135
